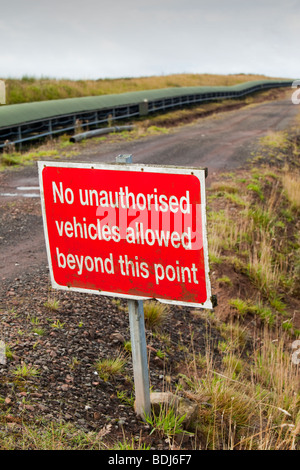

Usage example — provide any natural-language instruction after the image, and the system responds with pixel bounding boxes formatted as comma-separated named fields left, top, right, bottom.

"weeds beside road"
left=0, top=93, right=299, bottom=450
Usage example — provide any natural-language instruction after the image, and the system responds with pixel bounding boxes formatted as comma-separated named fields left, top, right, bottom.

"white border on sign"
left=38, top=161, right=213, bottom=309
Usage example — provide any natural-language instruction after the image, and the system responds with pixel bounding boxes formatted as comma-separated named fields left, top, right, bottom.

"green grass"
left=179, top=325, right=300, bottom=449
left=0, top=149, right=59, bottom=170
left=4, top=344, right=14, bottom=361
left=259, top=131, right=289, bottom=150
left=208, top=163, right=299, bottom=333
left=0, top=95, right=299, bottom=451
left=216, top=276, right=232, bottom=286
left=43, top=299, right=60, bottom=311
left=32, top=327, right=46, bottom=336
left=229, top=298, right=276, bottom=325
left=222, top=354, right=243, bottom=376
left=224, top=192, right=248, bottom=206
left=50, top=319, right=65, bottom=329
left=219, top=322, right=248, bottom=351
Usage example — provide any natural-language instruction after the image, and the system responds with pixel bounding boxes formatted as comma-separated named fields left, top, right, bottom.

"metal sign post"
left=116, top=154, right=151, bottom=420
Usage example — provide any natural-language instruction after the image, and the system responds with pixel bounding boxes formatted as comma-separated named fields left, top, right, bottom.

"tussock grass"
left=260, top=131, right=289, bottom=150
left=210, top=182, right=240, bottom=194
left=247, top=234, right=281, bottom=296
left=178, top=325, right=299, bottom=450
left=282, top=172, right=300, bottom=210
left=0, top=148, right=60, bottom=170
left=219, top=322, right=249, bottom=351
left=13, top=362, right=40, bottom=378
left=1, top=421, right=115, bottom=450
left=43, top=294, right=60, bottom=312
left=229, top=298, right=276, bottom=325
left=94, top=354, right=127, bottom=382
left=208, top=161, right=299, bottom=333
left=3, top=322, right=298, bottom=450
left=0, top=110, right=299, bottom=451
left=208, top=207, right=253, bottom=255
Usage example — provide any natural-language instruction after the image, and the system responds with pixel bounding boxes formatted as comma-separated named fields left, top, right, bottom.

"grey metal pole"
left=115, top=154, right=151, bottom=420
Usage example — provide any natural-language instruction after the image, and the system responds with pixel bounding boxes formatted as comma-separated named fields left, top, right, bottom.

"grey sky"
left=0, top=0, right=298, bottom=79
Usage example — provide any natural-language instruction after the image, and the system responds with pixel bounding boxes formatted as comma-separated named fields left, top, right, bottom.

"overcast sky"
left=0, top=0, right=298, bottom=80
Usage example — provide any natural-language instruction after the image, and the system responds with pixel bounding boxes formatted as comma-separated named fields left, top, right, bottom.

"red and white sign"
left=38, top=162, right=212, bottom=308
